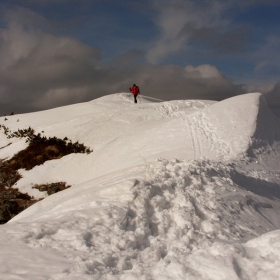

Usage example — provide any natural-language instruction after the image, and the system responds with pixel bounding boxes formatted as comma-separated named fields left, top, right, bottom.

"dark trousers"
left=134, top=94, right=138, bottom=103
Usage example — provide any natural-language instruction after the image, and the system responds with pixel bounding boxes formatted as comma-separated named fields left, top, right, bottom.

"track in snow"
left=186, top=118, right=202, bottom=160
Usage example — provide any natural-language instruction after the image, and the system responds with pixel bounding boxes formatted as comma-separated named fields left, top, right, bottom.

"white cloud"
left=185, top=64, right=224, bottom=79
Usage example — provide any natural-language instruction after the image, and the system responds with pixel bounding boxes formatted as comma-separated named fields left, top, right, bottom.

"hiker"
left=129, top=84, right=140, bottom=103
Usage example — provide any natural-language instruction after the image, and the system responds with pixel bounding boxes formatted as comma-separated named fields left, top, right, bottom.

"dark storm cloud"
left=0, top=7, right=102, bottom=114
left=179, top=23, right=251, bottom=55
left=131, top=64, right=246, bottom=101
left=213, top=27, right=251, bottom=54
left=146, top=0, right=244, bottom=63
left=264, top=82, right=280, bottom=108
left=109, top=50, right=146, bottom=69
left=147, top=0, right=280, bottom=63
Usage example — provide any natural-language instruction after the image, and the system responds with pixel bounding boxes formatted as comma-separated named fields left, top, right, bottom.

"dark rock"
left=0, top=185, right=38, bottom=224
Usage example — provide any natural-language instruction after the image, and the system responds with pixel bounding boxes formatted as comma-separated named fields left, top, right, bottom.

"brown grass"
left=0, top=125, right=93, bottom=223
left=33, top=182, right=71, bottom=195
left=7, top=142, right=75, bottom=171
left=0, top=185, right=38, bottom=224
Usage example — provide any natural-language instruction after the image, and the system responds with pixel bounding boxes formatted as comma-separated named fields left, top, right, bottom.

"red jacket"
left=129, top=85, right=140, bottom=95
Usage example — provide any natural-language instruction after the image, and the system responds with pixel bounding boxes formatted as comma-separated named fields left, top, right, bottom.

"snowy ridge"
left=180, top=92, right=280, bottom=161
left=1, top=92, right=280, bottom=279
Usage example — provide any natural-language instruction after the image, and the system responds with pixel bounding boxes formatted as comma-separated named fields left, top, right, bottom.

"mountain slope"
left=0, top=92, right=280, bottom=279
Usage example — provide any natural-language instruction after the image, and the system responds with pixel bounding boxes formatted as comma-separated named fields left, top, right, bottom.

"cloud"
left=0, top=7, right=102, bottom=114
left=264, top=82, right=280, bottom=108
left=146, top=0, right=280, bottom=64
left=0, top=6, right=246, bottom=115
left=213, top=26, right=251, bottom=54
left=32, top=86, right=90, bottom=109
left=146, top=0, right=233, bottom=63
left=185, top=64, right=223, bottom=79
left=109, top=49, right=146, bottom=69
left=134, top=64, right=246, bottom=101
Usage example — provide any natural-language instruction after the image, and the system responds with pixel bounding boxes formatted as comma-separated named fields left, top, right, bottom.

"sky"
left=0, top=0, right=280, bottom=114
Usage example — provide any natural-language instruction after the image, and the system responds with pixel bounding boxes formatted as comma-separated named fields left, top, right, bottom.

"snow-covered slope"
left=1, top=92, right=280, bottom=279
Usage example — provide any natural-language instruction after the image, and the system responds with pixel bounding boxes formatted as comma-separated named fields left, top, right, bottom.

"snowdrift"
left=0, top=92, right=280, bottom=279
left=186, top=92, right=280, bottom=160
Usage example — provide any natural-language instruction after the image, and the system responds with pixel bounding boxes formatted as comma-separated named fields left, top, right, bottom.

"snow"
left=1, top=92, right=280, bottom=279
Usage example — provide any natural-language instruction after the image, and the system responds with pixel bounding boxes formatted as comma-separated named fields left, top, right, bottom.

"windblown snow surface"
left=1, top=92, right=280, bottom=279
